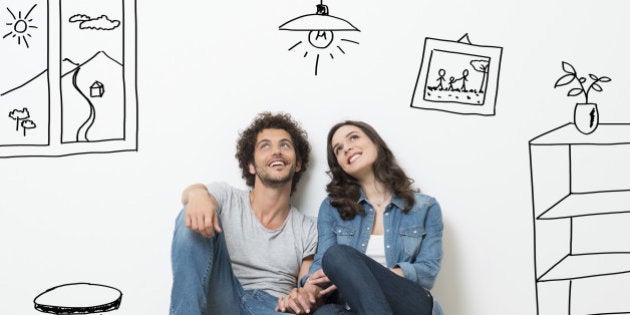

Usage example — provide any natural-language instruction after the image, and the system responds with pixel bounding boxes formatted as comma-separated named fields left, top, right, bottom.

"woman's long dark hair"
left=326, top=121, right=417, bottom=220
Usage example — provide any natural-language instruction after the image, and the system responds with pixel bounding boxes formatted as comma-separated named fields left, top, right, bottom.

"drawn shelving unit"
left=530, top=123, right=630, bottom=315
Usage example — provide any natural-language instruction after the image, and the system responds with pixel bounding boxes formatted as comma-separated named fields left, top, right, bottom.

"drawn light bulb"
left=309, top=30, right=333, bottom=48
left=279, top=1, right=360, bottom=75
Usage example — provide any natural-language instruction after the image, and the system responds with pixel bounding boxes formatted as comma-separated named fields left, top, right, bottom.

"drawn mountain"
left=60, top=51, right=125, bottom=143
left=0, top=69, right=49, bottom=146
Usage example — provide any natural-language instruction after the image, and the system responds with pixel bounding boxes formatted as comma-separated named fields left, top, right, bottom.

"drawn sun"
left=3, top=4, right=38, bottom=48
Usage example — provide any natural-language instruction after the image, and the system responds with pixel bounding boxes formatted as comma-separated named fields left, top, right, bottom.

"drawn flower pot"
left=573, top=103, right=599, bottom=134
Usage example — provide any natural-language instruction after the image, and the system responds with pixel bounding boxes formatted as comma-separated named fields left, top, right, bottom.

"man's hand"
left=275, top=284, right=321, bottom=314
left=183, top=184, right=222, bottom=238
left=305, top=269, right=337, bottom=297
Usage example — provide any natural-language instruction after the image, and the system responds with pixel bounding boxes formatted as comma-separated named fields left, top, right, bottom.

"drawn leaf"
left=592, top=83, right=603, bottom=92
left=562, top=61, right=576, bottom=74
left=579, top=77, right=587, bottom=83
left=567, top=88, right=583, bottom=97
left=599, top=76, right=612, bottom=82
left=554, top=74, right=575, bottom=87
left=589, top=74, right=598, bottom=80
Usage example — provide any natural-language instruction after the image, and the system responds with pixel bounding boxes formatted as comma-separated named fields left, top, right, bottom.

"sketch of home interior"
left=530, top=123, right=630, bottom=314
left=1, top=0, right=49, bottom=148
left=279, top=0, right=360, bottom=76
left=410, top=33, right=502, bottom=116
left=0, top=0, right=137, bottom=158
left=34, top=282, right=122, bottom=314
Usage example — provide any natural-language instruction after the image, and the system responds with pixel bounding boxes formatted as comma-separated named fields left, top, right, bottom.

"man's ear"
left=295, top=160, right=302, bottom=173
left=248, top=162, right=256, bottom=175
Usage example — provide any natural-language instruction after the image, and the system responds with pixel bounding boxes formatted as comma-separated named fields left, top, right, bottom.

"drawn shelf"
left=538, top=190, right=630, bottom=219
left=529, top=123, right=630, bottom=315
left=538, top=253, right=630, bottom=282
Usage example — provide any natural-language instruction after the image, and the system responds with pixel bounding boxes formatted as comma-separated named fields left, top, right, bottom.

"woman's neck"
left=360, top=176, right=392, bottom=208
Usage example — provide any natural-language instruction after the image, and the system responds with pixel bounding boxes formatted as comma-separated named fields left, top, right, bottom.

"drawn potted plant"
left=554, top=61, right=611, bottom=134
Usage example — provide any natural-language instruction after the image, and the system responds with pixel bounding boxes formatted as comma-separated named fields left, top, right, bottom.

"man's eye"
left=260, top=144, right=269, bottom=150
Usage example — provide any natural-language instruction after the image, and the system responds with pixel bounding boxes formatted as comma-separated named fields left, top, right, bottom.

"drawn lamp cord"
left=279, top=1, right=359, bottom=75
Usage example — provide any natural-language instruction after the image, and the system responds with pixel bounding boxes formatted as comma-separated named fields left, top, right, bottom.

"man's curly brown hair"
left=235, top=112, right=310, bottom=194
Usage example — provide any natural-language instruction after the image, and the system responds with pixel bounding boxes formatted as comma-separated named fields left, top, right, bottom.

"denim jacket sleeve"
left=395, top=196, right=443, bottom=290
left=300, top=198, right=338, bottom=287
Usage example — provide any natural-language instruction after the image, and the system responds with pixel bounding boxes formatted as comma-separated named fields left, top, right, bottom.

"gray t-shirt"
left=207, top=182, right=317, bottom=297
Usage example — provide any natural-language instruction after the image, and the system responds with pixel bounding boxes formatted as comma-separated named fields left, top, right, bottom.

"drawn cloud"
left=69, top=14, right=91, bottom=23
left=69, top=14, right=121, bottom=30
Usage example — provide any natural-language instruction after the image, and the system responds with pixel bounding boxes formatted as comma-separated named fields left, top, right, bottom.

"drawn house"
left=90, top=81, right=105, bottom=98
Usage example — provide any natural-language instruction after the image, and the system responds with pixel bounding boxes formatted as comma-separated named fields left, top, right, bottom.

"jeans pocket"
left=399, top=225, right=425, bottom=257
left=333, top=223, right=355, bottom=246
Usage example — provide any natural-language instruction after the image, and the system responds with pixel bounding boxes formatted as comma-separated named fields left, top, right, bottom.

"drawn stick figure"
left=435, top=69, right=446, bottom=90
left=448, top=76, right=455, bottom=91
left=460, top=69, right=469, bottom=91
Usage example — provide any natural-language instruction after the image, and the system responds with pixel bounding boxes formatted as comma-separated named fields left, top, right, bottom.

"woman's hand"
left=306, top=269, right=337, bottom=296
left=390, top=267, right=405, bottom=277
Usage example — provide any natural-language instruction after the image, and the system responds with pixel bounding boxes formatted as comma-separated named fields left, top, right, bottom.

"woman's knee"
left=322, top=244, right=357, bottom=274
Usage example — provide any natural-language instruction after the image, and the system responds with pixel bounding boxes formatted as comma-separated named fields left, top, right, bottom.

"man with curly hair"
left=170, top=112, right=317, bottom=315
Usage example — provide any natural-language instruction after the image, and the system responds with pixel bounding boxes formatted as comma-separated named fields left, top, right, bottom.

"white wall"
left=1, top=0, right=630, bottom=314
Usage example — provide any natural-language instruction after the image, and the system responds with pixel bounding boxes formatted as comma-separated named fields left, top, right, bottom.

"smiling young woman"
left=278, top=120, right=444, bottom=315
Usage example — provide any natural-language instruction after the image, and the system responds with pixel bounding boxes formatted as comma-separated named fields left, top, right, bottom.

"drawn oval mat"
left=33, top=283, right=122, bottom=314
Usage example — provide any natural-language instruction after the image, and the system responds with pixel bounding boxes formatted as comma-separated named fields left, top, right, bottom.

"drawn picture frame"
left=410, top=35, right=503, bottom=116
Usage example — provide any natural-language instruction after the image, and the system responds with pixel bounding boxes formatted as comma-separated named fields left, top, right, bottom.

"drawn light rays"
left=3, top=4, right=39, bottom=48
left=280, top=2, right=359, bottom=75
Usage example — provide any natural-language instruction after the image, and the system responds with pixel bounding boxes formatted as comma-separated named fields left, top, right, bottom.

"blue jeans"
left=314, top=245, right=435, bottom=315
left=170, top=209, right=286, bottom=315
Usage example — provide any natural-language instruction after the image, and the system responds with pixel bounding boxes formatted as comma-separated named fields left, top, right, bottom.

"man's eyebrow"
left=256, top=139, right=271, bottom=146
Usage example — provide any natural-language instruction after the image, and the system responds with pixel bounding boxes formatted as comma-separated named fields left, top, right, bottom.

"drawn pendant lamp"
left=279, top=1, right=359, bottom=75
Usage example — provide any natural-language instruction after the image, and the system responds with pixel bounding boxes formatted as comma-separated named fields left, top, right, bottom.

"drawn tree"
left=470, top=60, right=489, bottom=93
left=21, top=119, right=36, bottom=137
left=8, top=108, right=30, bottom=132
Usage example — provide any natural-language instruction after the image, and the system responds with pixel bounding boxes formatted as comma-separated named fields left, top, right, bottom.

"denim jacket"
left=304, top=190, right=444, bottom=314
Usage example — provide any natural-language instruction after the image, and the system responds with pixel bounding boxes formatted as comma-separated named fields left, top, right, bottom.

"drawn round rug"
left=33, top=283, right=122, bottom=314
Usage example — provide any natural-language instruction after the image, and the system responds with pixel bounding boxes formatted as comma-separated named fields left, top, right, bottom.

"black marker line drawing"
left=554, top=61, right=611, bottom=135
left=530, top=123, right=630, bottom=314
left=61, top=2, right=125, bottom=144
left=0, top=0, right=138, bottom=158
left=34, top=282, right=122, bottom=314
left=3, top=3, right=39, bottom=48
left=279, top=0, right=359, bottom=76
left=8, top=107, right=36, bottom=136
left=0, top=0, right=49, bottom=149
left=410, top=34, right=503, bottom=116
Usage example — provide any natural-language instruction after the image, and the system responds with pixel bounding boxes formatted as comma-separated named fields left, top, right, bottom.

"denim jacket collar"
left=357, top=188, right=406, bottom=211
